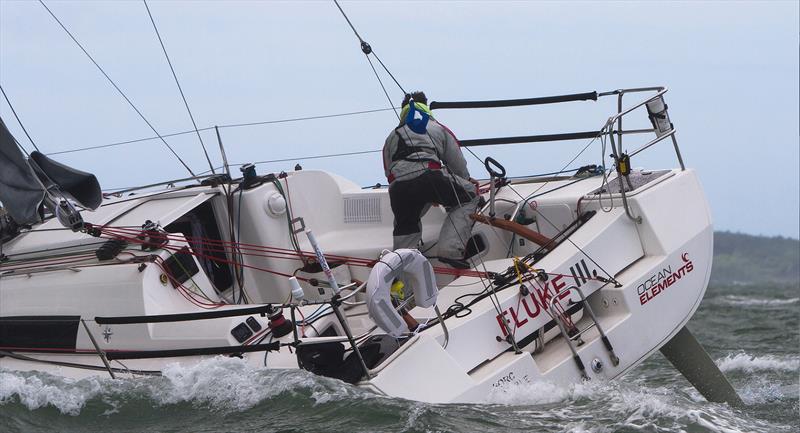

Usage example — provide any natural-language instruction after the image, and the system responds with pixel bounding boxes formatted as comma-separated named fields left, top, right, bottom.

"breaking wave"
left=483, top=379, right=782, bottom=433
left=714, top=295, right=799, bottom=307
left=0, top=357, right=365, bottom=416
left=0, top=370, right=104, bottom=416
left=717, top=353, right=800, bottom=373
left=2, top=354, right=797, bottom=433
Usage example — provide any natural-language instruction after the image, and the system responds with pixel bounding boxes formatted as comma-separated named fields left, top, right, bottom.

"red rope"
left=151, top=256, right=225, bottom=309
left=94, top=224, right=490, bottom=280
left=99, top=231, right=309, bottom=281
left=98, top=226, right=374, bottom=265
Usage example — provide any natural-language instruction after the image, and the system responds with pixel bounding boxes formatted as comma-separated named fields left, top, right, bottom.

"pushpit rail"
left=430, top=91, right=599, bottom=110
left=430, top=86, right=685, bottom=223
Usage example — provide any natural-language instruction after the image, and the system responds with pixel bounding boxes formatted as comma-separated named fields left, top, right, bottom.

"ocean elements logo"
left=637, top=253, right=694, bottom=305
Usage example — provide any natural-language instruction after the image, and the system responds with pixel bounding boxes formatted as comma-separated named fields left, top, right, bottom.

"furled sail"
left=0, top=116, right=101, bottom=227
left=30, top=151, right=102, bottom=211
left=0, top=117, right=46, bottom=225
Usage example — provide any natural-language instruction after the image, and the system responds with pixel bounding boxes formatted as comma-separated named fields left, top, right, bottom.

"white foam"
left=686, top=409, right=752, bottom=433
left=0, top=371, right=107, bottom=416
left=1, top=352, right=797, bottom=432
left=736, top=378, right=793, bottom=404
left=716, top=295, right=799, bottom=307
left=484, top=379, right=594, bottom=405
left=556, top=422, right=610, bottom=433
left=403, top=402, right=429, bottom=431
left=483, top=377, right=789, bottom=432
left=612, top=388, right=778, bottom=433
left=716, top=353, right=800, bottom=373
left=485, top=378, right=680, bottom=420
left=147, top=356, right=368, bottom=411
left=147, top=357, right=282, bottom=410
left=0, top=356, right=360, bottom=416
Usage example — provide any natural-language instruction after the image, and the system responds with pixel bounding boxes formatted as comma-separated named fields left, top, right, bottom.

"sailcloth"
left=0, top=117, right=101, bottom=225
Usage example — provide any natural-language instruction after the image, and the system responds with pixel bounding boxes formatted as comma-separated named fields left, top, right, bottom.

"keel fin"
left=660, top=326, right=743, bottom=407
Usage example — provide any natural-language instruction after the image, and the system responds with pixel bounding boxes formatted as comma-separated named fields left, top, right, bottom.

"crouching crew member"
left=382, top=91, right=480, bottom=269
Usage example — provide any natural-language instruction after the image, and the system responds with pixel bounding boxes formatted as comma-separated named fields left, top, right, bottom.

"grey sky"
left=1, top=0, right=798, bottom=238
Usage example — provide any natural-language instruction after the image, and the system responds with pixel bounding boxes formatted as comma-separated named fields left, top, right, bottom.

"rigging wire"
left=364, top=54, right=401, bottom=119
left=333, top=0, right=406, bottom=95
left=331, top=0, right=517, bottom=343
left=47, top=107, right=397, bottom=156
left=37, top=0, right=196, bottom=176
left=515, top=130, right=603, bottom=202
left=194, top=149, right=383, bottom=176
left=331, top=0, right=616, bottom=338
left=499, top=123, right=622, bottom=285
left=333, top=0, right=493, bottom=166
left=0, top=85, right=41, bottom=152
left=332, top=0, right=366, bottom=44
left=219, top=107, right=397, bottom=130
left=0, top=114, right=30, bottom=160
left=21, top=0, right=617, bottom=330
left=462, top=145, right=485, bottom=166
left=0, top=85, right=69, bottom=204
left=142, top=0, right=215, bottom=174
left=333, top=3, right=498, bottom=267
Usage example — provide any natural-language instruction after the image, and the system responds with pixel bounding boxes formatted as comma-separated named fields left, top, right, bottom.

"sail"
left=0, top=117, right=46, bottom=225
left=0, top=117, right=102, bottom=226
left=30, top=151, right=102, bottom=211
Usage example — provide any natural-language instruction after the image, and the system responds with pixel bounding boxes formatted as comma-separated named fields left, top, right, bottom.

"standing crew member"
left=382, top=91, right=480, bottom=269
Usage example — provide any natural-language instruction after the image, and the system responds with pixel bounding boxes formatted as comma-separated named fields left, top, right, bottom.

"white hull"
left=1, top=166, right=713, bottom=404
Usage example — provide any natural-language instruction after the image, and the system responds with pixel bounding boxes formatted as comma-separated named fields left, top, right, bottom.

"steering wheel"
left=484, top=157, right=507, bottom=178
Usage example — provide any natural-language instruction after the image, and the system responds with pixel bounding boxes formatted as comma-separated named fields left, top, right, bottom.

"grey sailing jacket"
left=382, top=120, right=470, bottom=183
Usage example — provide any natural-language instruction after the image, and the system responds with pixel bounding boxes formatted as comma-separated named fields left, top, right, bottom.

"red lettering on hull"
left=638, top=253, right=695, bottom=306
left=509, top=307, right=528, bottom=328
left=495, top=263, right=598, bottom=336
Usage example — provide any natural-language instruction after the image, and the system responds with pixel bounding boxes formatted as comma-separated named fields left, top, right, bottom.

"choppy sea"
left=2, top=282, right=798, bottom=433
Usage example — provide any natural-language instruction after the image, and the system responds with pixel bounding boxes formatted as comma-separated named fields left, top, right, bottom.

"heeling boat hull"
left=363, top=169, right=714, bottom=403
left=358, top=229, right=712, bottom=404
left=0, top=170, right=714, bottom=404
